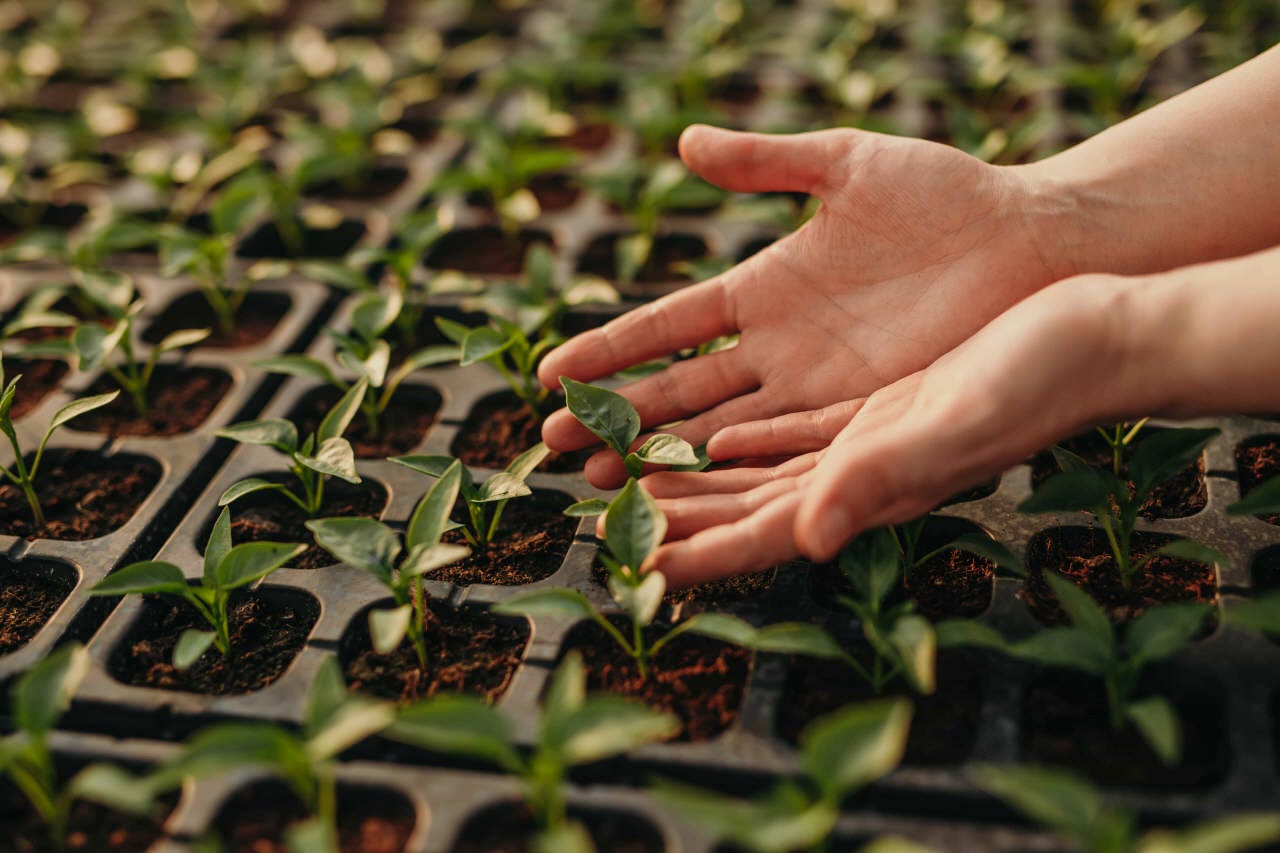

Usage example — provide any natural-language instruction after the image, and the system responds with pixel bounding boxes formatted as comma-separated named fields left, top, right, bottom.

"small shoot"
left=435, top=312, right=563, bottom=421
left=89, top=508, right=304, bottom=669
left=559, top=377, right=700, bottom=480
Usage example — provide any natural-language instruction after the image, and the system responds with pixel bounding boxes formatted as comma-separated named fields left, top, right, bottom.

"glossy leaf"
left=216, top=419, right=299, bottom=453
left=306, top=517, right=400, bottom=574
left=630, top=433, right=698, bottom=468
left=214, top=542, right=305, bottom=589
left=1128, top=428, right=1218, bottom=496
left=316, top=377, right=368, bottom=443
left=547, top=697, right=680, bottom=765
left=219, top=477, right=290, bottom=506
left=607, top=571, right=665, bottom=627
left=564, top=499, right=608, bottom=517
left=369, top=605, right=412, bottom=654
left=801, top=698, right=912, bottom=798
left=155, top=327, right=211, bottom=354
left=90, top=561, right=189, bottom=597
left=560, top=377, right=640, bottom=459
left=460, top=326, right=514, bottom=366
left=407, top=460, right=462, bottom=549
left=400, top=543, right=470, bottom=578
left=46, top=392, right=120, bottom=436
left=1018, top=469, right=1119, bottom=514
left=387, top=695, right=519, bottom=770
left=255, top=356, right=340, bottom=387
left=605, top=478, right=666, bottom=573
left=204, top=508, right=234, bottom=585
left=296, top=437, right=360, bottom=483
left=493, top=588, right=596, bottom=622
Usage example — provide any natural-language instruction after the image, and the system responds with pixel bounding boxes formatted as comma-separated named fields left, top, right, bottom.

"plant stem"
left=632, top=618, right=648, bottom=680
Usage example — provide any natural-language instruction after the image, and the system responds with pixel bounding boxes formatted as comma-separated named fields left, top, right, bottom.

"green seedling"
left=157, top=656, right=395, bottom=853
left=307, top=464, right=469, bottom=668
left=938, top=573, right=1209, bottom=765
left=974, top=764, right=1280, bottom=853
left=655, top=699, right=912, bottom=853
left=90, top=508, right=303, bottom=668
left=0, top=214, right=156, bottom=270
left=216, top=378, right=368, bottom=517
left=0, top=356, right=118, bottom=526
left=1, top=645, right=164, bottom=851
left=435, top=312, right=562, bottom=420
left=1020, top=427, right=1222, bottom=589
left=391, top=445, right=550, bottom=549
left=385, top=651, right=679, bottom=847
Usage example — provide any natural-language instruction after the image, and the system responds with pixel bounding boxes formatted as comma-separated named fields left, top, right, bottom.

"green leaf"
left=801, top=699, right=912, bottom=798
left=90, top=561, right=189, bottom=597
left=316, top=377, right=368, bottom=443
left=1019, top=469, right=1120, bottom=514
left=674, top=612, right=761, bottom=648
left=461, top=326, right=515, bottom=366
left=630, top=433, right=699, bottom=468
left=296, top=437, right=361, bottom=483
left=255, top=356, right=341, bottom=386
left=285, top=817, right=338, bottom=853
left=605, top=478, right=666, bottom=573
left=1126, top=603, right=1206, bottom=666
left=949, top=532, right=1025, bottom=577
left=475, top=472, right=533, bottom=504
left=407, top=459, right=463, bottom=549
left=219, top=478, right=290, bottom=506
left=533, top=822, right=596, bottom=853
left=1141, top=814, right=1280, bottom=853
left=564, top=499, right=609, bottom=517
left=434, top=316, right=471, bottom=345
left=400, top=543, right=470, bottom=578
left=1128, top=428, right=1218, bottom=496
left=214, top=541, right=305, bottom=589
left=541, top=652, right=586, bottom=731
left=1126, top=696, right=1182, bottom=766
left=212, top=172, right=270, bottom=235
left=170, top=724, right=307, bottom=784
left=493, top=588, right=597, bottom=622
left=1224, top=591, right=1280, bottom=636
left=389, top=454, right=456, bottom=478
left=13, top=644, right=89, bottom=734
left=548, top=697, right=680, bottom=765
left=306, top=517, right=400, bottom=574
left=1009, top=626, right=1113, bottom=675
left=369, top=605, right=413, bottom=654
left=216, top=419, right=299, bottom=453
left=306, top=699, right=395, bottom=762
left=1044, top=573, right=1114, bottom=643
left=607, top=571, right=665, bottom=627
left=1228, top=476, right=1280, bottom=517
left=46, top=392, right=120, bottom=436
left=204, top=508, right=234, bottom=586
left=1156, top=539, right=1225, bottom=566
left=305, top=655, right=348, bottom=734
left=505, top=442, right=552, bottom=480
left=652, top=779, right=837, bottom=853
left=398, top=345, right=462, bottom=372
left=839, top=529, right=901, bottom=608
left=935, top=620, right=1007, bottom=651
left=155, top=327, right=211, bottom=354
left=349, top=290, right=402, bottom=342
left=174, top=629, right=217, bottom=669
left=888, top=614, right=936, bottom=695
left=560, top=377, right=640, bottom=460
left=67, top=764, right=157, bottom=816
left=615, top=233, right=652, bottom=284
left=970, top=765, right=1107, bottom=843
left=386, top=695, right=518, bottom=769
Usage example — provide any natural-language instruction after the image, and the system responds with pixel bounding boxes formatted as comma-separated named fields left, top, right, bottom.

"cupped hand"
left=539, top=123, right=1074, bottom=488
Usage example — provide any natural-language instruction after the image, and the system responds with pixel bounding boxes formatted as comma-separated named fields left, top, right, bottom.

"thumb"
left=678, top=125, right=856, bottom=198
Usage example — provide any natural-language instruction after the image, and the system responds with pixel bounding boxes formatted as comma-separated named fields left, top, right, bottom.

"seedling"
left=158, top=656, right=395, bottom=853
left=435, top=312, right=562, bottom=420
left=385, top=651, right=679, bottom=846
left=90, top=508, right=304, bottom=668
left=1, top=645, right=163, bottom=851
left=938, top=573, right=1209, bottom=764
left=0, top=358, right=118, bottom=526
left=654, top=699, right=912, bottom=853
left=391, top=444, right=550, bottom=549
left=216, top=378, right=368, bottom=517
left=1020, top=427, right=1223, bottom=589
left=974, top=764, right=1280, bottom=853
left=558, top=377, right=701, bottom=482
left=307, top=463, right=469, bottom=668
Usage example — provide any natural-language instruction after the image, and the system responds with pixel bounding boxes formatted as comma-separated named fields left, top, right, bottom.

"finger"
left=679, top=124, right=857, bottom=198
left=657, top=476, right=801, bottom=540
left=645, top=491, right=804, bottom=589
left=540, top=348, right=757, bottom=452
left=536, top=275, right=735, bottom=390
left=706, top=399, right=865, bottom=461
left=641, top=451, right=821, bottom=498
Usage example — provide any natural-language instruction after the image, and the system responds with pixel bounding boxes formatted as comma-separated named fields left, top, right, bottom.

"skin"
left=542, top=44, right=1280, bottom=586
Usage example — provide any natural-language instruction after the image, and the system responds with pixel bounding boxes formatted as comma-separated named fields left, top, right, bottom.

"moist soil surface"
left=1024, top=527, right=1218, bottom=625
left=1022, top=668, right=1229, bottom=790
left=237, top=219, right=366, bottom=259
left=561, top=619, right=750, bottom=742
left=426, top=226, right=553, bottom=275
left=213, top=780, right=415, bottom=853
left=341, top=601, right=528, bottom=703
left=0, top=450, right=160, bottom=540
left=142, top=291, right=291, bottom=349
left=450, top=391, right=589, bottom=473
left=224, top=478, right=388, bottom=569
left=8, top=358, right=68, bottom=419
left=73, top=366, right=233, bottom=437
left=288, top=384, right=441, bottom=458
left=436, top=491, right=576, bottom=585
left=0, top=560, right=76, bottom=654
left=776, top=651, right=983, bottom=765
left=1031, top=429, right=1208, bottom=519
left=0, top=784, right=169, bottom=853
left=590, top=564, right=777, bottom=608
left=1235, top=435, right=1280, bottom=525
left=108, top=589, right=317, bottom=695
left=453, top=802, right=662, bottom=853
left=577, top=232, right=707, bottom=285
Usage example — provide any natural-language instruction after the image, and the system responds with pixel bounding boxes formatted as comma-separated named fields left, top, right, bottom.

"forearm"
left=1016, top=43, right=1280, bottom=278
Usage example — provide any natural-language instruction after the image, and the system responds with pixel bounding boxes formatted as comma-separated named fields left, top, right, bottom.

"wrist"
left=1003, top=159, right=1095, bottom=284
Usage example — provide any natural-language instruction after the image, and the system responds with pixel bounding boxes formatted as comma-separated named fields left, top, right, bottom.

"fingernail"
left=811, top=506, right=853, bottom=557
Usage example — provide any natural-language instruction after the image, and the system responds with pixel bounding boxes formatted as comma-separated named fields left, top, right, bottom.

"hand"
left=539, top=124, right=1075, bottom=487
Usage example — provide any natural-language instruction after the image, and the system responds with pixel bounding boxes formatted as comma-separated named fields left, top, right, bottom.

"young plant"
left=159, top=656, right=395, bottom=853
left=89, top=508, right=304, bottom=668
left=654, top=699, right=912, bottom=853
left=1, top=644, right=163, bottom=851
left=974, top=764, right=1280, bottom=853
left=938, top=573, right=1209, bottom=765
left=307, top=463, right=469, bottom=668
left=0, top=357, right=118, bottom=526
left=215, top=378, right=368, bottom=517
left=385, top=651, right=679, bottom=847
left=1020, top=427, right=1222, bottom=589
left=390, top=444, right=550, bottom=549
left=434, top=312, right=563, bottom=420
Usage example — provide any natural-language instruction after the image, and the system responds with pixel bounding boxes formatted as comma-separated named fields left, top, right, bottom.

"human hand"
left=539, top=123, right=1076, bottom=487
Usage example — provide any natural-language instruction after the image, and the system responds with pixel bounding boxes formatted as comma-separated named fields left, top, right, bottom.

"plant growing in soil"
left=216, top=378, right=368, bottom=516
left=385, top=651, right=679, bottom=848
left=654, top=699, right=913, bottom=853
left=1, top=644, right=164, bottom=850
left=158, top=655, right=395, bottom=853
left=1020, top=427, right=1222, bottom=588
left=391, top=444, right=550, bottom=548
left=973, top=764, right=1280, bottom=853
left=0, top=358, right=118, bottom=526
left=434, top=312, right=563, bottom=420
left=938, top=573, right=1209, bottom=765
left=307, top=463, right=469, bottom=667
left=89, top=508, right=304, bottom=668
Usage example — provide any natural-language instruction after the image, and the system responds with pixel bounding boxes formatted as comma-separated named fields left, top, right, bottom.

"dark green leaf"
left=560, top=377, right=640, bottom=459
left=604, top=478, right=666, bottom=573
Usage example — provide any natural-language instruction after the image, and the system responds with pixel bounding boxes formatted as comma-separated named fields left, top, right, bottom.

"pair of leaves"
left=560, top=377, right=698, bottom=477
left=392, top=444, right=550, bottom=514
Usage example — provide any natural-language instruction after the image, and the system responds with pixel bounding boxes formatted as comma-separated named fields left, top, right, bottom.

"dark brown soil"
left=576, top=232, right=707, bottom=285
left=238, top=219, right=366, bottom=259
left=0, top=450, right=160, bottom=540
left=0, top=782, right=170, bottom=853
left=107, top=589, right=317, bottom=695
left=307, top=163, right=409, bottom=200
left=451, top=391, right=588, bottom=473
left=341, top=601, right=528, bottom=703
left=1031, top=429, right=1208, bottom=519
left=467, top=173, right=581, bottom=213
left=453, top=801, right=662, bottom=853
left=591, top=564, right=776, bottom=607
left=436, top=491, right=576, bottom=585
left=1251, top=545, right=1280, bottom=592
left=558, top=122, right=614, bottom=152
left=1024, top=527, right=1218, bottom=625
left=776, top=651, right=982, bottom=765
left=425, top=226, right=554, bottom=275
left=8, top=358, right=68, bottom=420
left=223, top=478, right=388, bottom=570
left=72, top=366, right=233, bottom=437
left=288, top=384, right=441, bottom=458
left=1022, top=669, right=1228, bottom=790
left=213, top=779, right=415, bottom=853
left=561, top=619, right=750, bottom=742
left=1235, top=435, right=1280, bottom=525
left=0, top=560, right=76, bottom=654
left=142, top=291, right=291, bottom=350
